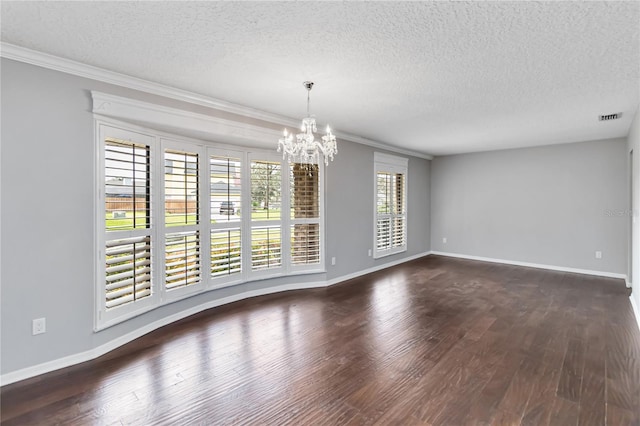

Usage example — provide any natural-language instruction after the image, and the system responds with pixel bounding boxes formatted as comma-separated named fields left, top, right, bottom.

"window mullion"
left=201, top=149, right=212, bottom=288
left=281, top=160, right=291, bottom=274
left=154, top=135, right=165, bottom=303
left=241, top=152, right=252, bottom=281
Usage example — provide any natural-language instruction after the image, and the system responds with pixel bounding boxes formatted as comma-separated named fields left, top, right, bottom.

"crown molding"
left=1, top=42, right=433, bottom=160
left=92, top=91, right=282, bottom=147
left=1, top=42, right=297, bottom=127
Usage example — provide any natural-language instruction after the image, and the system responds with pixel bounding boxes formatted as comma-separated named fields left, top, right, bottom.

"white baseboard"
left=1, top=251, right=431, bottom=387
left=630, top=295, right=640, bottom=333
left=325, top=251, right=432, bottom=287
left=430, top=251, right=628, bottom=280
left=0, top=281, right=323, bottom=387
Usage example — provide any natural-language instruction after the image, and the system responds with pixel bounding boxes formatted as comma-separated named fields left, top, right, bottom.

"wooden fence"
left=106, top=197, right=197, bottom=214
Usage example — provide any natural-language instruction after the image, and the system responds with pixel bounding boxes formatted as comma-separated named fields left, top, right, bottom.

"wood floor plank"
left=557, top=338, right=586, bottom=402
left=521, top=363, right=561, bottom=426
left=2, top=256, right=638, bottom=425
left=550, top=397, right=579, bottom=426
left=491, top=409, right=523, bottom=425
left=578, top=371, right=605, bottom=426
left=606, top=404, right=640, bottom=426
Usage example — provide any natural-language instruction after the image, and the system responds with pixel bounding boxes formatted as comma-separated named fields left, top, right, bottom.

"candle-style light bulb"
left=283, top=129, right=288, bottom=137
left=326, top=125, right=331, bottom=134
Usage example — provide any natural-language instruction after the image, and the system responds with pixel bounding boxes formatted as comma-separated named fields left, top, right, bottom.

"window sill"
left=95, top=268, right=327, bottom=331
left=373, top=247, right=407, bottom=260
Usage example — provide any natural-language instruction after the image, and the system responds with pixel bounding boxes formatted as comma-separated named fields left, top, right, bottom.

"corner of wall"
left=627, top=104, right=640, bottom=331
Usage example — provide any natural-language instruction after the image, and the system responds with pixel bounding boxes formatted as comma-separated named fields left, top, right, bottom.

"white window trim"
left=95, top=122, right=159, bottom=330
left=207, top=146, right=245, bottom=289
left=373, top=152, right=408, bottom=259
left=247, top=152, right=287, bottom=280
left=95, top=116, right=325, bottom=331
left=160, top=138, right=207, bottom=303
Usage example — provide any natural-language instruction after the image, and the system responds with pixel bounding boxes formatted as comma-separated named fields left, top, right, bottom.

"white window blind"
left=290, top=163, right=321, bottom=266
left=209, top=152, right=243, bottom=281
left=251, top=226, right=282, bottom=270
left=250, top=160, right=283, bottom=273
left=105, top=139, right=151, bottom=231
left=374, top=153, right=408, bottom=258
left=211, top=229, right=241, bottom=277
left=104, top=138, right=152, bottom=310
left=99, top=126, right=157, bottom=329
left=164, top=148, right=202, bottom=293
left=164, top=150, right=199, bottom=227
left=105, top=235, right=152, bottom=308
left=165, top=231, right=201, bottom=289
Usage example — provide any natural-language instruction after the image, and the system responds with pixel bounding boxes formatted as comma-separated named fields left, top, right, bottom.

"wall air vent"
left=599, top=113, right=622, bottom=121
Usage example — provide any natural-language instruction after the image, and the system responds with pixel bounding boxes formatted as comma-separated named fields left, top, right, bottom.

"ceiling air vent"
left=599, top=113, right=622, bottom=121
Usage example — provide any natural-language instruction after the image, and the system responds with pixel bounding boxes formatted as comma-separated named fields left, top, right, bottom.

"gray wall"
left=326, top=142, right=431, bottom=279
left=430, top=139, right=628, bottom=274
left=628, top=107, right=640, bottom=309
left=0, top=58, right=431, bottom=376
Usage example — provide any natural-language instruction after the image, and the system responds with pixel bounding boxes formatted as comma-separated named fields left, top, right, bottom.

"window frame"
left=289, top=162, right=324, bottom=272
left=208, top=147, right=245, bottom=289
left=160, top=138, right=206, bottom=302
left=248, top=153, right=286, bottom=279
left=373, top=152, right=408, bottom=259
left=96, top=123, right=159, bottom=329
left=95, top=118, right=325, bottom=330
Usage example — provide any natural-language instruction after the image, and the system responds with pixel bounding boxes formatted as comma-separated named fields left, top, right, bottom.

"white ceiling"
left=1, top=1, right=638, bottom=156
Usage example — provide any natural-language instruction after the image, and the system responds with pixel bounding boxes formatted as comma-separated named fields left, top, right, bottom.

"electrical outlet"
left=32, top=318, right=46, bottom=335
left=368, top=249, right=372, bottom=257
left=595, top=251, right=602, bottom=259
left=443, top=237, right=447, bottom=244
left=331, top=257, right=336, bottom=266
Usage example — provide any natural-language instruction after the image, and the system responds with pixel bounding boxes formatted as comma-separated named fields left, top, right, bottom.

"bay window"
left=96, top=121, right=324, bottom=329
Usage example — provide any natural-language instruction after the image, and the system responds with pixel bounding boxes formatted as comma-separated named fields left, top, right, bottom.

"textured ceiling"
left=1, top=1, right=638, bottom=156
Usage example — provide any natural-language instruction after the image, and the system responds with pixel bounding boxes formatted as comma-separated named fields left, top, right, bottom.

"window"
left=163, top=145, right=202, bottom=297
left=250, top=159, right=282, bottom=272
left=210, top=150, right=242, bottom=283
left=290, top=163, right=321, bottom=266
left=96, top=122, right=324, bottom=329
left=374, top=152, right=408, bottom=258
left=99, top=125, right=157, bottom=327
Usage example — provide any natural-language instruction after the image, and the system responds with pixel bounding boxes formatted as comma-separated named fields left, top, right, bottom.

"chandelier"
left=278, top=81, right=337, bottom=166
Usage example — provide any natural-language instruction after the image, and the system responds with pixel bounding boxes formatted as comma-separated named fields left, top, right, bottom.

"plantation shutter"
left=250, top=159, right=283, bottom=272
left=374, top=153, right=408, bottom=258
left=209, top=152, right=243, bottom=281
left=165, top=231, right=200, bottom=289
left=164, top=148, right=201, bottom=291
left=392, top=173, right=406, bottom=248
left=103, top=136, right=153, bottom=311
left=105, top=236, right=151, bottom=308
left=376, top=172, right=392, bottom=251
left=290, top=163, right=321, bottom=266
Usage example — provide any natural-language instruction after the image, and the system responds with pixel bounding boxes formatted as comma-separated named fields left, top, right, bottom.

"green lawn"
left=250, top=208, right=281, bottom=220
left=106, top=211, right=281, bottom=244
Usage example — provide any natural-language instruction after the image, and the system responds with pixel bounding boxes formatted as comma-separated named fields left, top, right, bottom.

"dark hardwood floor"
left=2, top=255, right=640, bottom=425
